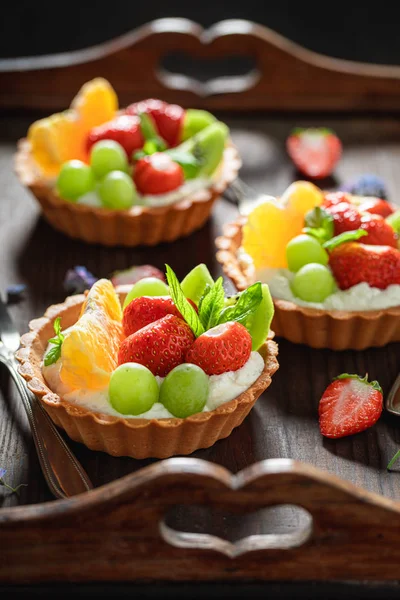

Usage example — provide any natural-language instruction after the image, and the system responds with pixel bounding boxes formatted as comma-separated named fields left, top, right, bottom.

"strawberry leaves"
left=44, top=317, right=64, bottom=366
left=323, top=229, right=368, bottom=251
left=166, top=265, right=204, bottom=337
left=335, top=373, right=383, bottom=394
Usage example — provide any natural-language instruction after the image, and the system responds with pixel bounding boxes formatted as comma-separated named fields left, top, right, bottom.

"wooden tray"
left=1, top=17, right=400, bottom=111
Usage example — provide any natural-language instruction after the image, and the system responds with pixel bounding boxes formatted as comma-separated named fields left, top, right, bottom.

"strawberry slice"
left=359, top=213, right=397, bottom=247
left=126, top=99, right=184, bottom=147
left=118, top=314, right=195, bottom=377
left=286, top=128, right=342, bottom=179
left=358, top=198, right=394, bottom=218
left=86, top=115, right=144, bottom=158
left=134, top=153, right=184, bottom=195
left=111, top=265, right=165, bottom=287
left=122, top=296, right=197, bottom=337
left=319, top=373, right=383, bottom=438
left=185, top=321, right=252, bottom=376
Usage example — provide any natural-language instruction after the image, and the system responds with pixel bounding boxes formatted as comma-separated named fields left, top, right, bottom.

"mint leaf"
left=198, top=278, right=225, bottom=330
left=303, top=207, right=334, bottom=243
left=165, top=265, right=204, bottom=337
left=44, top=317, right=64, bottom=366
left=44, top=345, right=62, bottom=367
left=323, top=229, right=368, bottom=251
left=166, top=149, right=201, bottom=179
left=218, top=282, right=262, bottom=326
left=197, top=284, right=212, bottom=315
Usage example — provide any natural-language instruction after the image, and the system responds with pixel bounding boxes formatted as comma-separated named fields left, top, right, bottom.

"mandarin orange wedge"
left=242, top=181, right=323, bottom=269
left=28, top=78, right=118, bottom=177
left=60, top=279, right=123, bottom=390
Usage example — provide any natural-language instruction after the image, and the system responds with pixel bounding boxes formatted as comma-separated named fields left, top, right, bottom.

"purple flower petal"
left=0, top=467, right=6, bottom=479
left=64, top=266, right=98, bottom=294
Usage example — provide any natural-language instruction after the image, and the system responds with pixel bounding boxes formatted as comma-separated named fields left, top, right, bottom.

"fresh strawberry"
left=87, top=115, right=144, bottom=158
left=322, top=191, right=351, bottom=208
left=185, top=321, right=252, bottom=376
left=359, top=213, right=397, bottom=247
left=286, top=128, right=342, bottom=179
left=325, top=201, right=362, bottom=235
left=319, top=374, right=383, bottom=439
left=118, top=314, right=195, bottom=377
left=122, top=296, right=197, bottom=337
left=126, top=99, right=184, bottom=147
left=359, top=197, right=395, bottom=218
left=111, top=265, right=165, bottom=287
left=329, top=242, right=400, bottom=290
left=134, top=153, right=184, bottom=195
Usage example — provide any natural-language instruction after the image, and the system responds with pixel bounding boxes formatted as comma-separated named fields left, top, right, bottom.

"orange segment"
left=60, top=279, right=123, bottom=390
left=242, top=181, right=323, bottom=269
left=28, top=78, right=118, bottom=177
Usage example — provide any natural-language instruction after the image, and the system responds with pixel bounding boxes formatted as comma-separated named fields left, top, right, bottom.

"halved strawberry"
left=122, top=296, right=197, bottom=337
left=185, top=321, right=252, bottom=376
left=286, top=128, right=342, bottom=179
left=359, top=213, right=397, bottom=247
left=125, top=99, right=184, bottom=147
left=319, top=373, right=383, bottom=438
left=86, top=115, right=144, bottom=158
left=325, top=201, right=362, bottom=235
left=358, top=197, right=394, bottom=218
left=118, top=314, right=195, bottom=377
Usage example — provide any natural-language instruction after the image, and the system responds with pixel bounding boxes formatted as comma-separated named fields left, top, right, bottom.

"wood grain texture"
left=1, top=19, right=400, bottom=111
left=1, top=114, right=400, bottom=585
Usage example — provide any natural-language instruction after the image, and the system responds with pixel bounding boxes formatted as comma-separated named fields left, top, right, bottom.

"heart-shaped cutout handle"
left=161, top=504, right=313, bottom=558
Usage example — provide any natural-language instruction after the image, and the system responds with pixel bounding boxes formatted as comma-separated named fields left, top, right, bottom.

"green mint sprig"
left=44, top=317, right=64, bottom=366
left=165, top=148, right=202, bottom=179
left=303, top=206, right=334, bottom=244
left=165, top=265, right=204, bottom=337
left=323, top=229, right=368, bottom=251
left=198, top=277, right=225, bottom=330
left=217, top=282, right=262, bottom=326
left=133, top=112, right=167, bottom=160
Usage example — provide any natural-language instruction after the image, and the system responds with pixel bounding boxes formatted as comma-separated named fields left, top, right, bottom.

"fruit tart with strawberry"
left=216, top=180, right=400, bottom=350
left=16, top=264, right=278, bottom=458
left=15, top=78, right=240, bottom=247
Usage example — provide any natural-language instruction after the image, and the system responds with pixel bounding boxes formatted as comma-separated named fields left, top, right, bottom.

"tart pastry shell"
left=16, top=287, right=279, bottom=459
left=15, top=141, right=241, bottom=247
left=216, top=219, right=400, bottom=351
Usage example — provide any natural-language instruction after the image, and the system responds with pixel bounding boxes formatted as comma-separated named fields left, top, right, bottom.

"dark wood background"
left=2, top=112, right=400, bottom=597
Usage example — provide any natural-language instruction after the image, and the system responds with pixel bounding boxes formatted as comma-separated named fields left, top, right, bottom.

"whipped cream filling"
left=42, top=351, right=265, bottom=420
left=238, top=249, right=400, bottom=311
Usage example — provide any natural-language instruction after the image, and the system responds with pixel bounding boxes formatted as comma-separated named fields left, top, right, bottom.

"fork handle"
left=0, top=354, right=93, bottom=498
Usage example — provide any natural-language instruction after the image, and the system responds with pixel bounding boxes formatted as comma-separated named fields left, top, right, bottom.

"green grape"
left=123, top=278, right=170, bottom=309
left=160, top=363, right=209, bottom=418
left=291, top=263, right=335, bottom=303
left=386, top=210, right=400, bottom=234
left=180, top=264, right=214, bottom=304
left=286, top=234, right=329, bottom=272
left=56, top=160, right=95, bottom=202
left=109, top=363, right=159, bottom=415
left=90, top=140, right=129, bottom=179
left=98, top=170, right=137, bottom=210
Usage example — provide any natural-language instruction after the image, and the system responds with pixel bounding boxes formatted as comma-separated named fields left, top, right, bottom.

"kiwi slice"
left=181, top=109, right=216, bottom=141
left=225, top=283, right=274, bottom=350
left=177, top=121, right=228, bottom=176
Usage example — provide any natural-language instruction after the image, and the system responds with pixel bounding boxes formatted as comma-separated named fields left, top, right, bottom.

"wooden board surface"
left=1, top=113, right=400, bottom=591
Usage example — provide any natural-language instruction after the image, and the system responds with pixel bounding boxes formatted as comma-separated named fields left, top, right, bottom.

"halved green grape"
left=109, top=363, right=159, bottom=415
left=90, top=140, right=129, bottom=179
left=56, top=160, right=95, bottom=202
left=180, top=264, right=214, bottom=304
left=123, top=277, right=170, bottom=309
left=181, top=109, right=216, bottom=141
left=291, top=263, right=335, bottom=303
left=386, top=210, right=400, bottom=235
left=98, top=170, right=137, bottom=210
left=286, top=234, right=329, bottom=273
left=160, top=363, right=209, bottom=418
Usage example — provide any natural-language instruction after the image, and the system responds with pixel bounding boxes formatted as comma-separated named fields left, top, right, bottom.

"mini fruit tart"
left=216, top=181, right=400, bottom=350
left=15, top=78, right=240, bottom=247
left=16, top=265, right=278, bottom=459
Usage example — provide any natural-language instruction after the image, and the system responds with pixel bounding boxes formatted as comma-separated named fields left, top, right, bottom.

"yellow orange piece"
left=60, top=279, right=123, bottom=390
left=28, top=78, right=118, bottom=177
left=242, top=181, right=323, bottom=269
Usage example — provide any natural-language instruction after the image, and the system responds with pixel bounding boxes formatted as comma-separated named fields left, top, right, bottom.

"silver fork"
left=0, top=298, right=93, bottom=499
